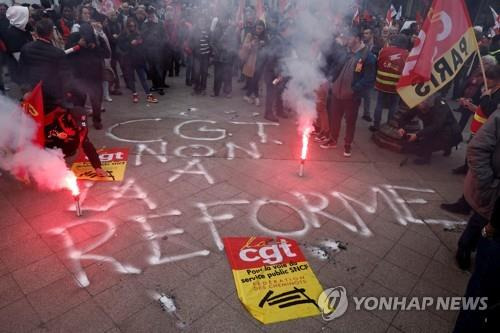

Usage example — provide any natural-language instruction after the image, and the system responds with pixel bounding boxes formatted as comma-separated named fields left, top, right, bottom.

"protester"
left=117, top=17, right=158, bottom=104
left=19, top=18, right=69, bottom=111
left=441, top=64, right=500, bottom=215
left=56, top=4, right=75, bottom=44
left=262, top=14, right=288, bottom=122
left=397, top=95, right=462, bottom=165
left=241, top=19, right=267, bottom=106
left=369, top=34, right=409, bottom=132
left=3, top=5, right=33, bottom=84
left=320, top=28, right=376, bottom=157
left=103, top=9, right=123, bottom=95
left=455, top=108, right=500, bottom=272
left=143, top=6, right=166, bottom=95
left=66, top=20, right=109, bottom=129
left=211, top=14, right=237, bottom=98
left=189, top=14, right=211, bottom=96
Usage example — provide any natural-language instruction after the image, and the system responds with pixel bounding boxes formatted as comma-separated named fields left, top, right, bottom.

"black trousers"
left=71, top=79, right=103, bottom=122
left=168, top=49, right=181, bottom=77
left=265, top=75, right=284, bottom=116
left=192, top=54, right=209, bottom=93
left=403, top=132, right=457, bottom=158
left=458, top=211, right=488, bottom=254
left=213, top=62, right=233, bottom=96
left=185, top=55, right=193, bottom=86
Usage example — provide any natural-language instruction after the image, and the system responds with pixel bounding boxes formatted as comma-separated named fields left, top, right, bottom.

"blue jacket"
left=351, top=46, right=376, bottom=97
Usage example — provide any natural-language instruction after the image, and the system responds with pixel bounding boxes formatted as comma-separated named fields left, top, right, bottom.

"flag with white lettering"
left=396, top=0, right=479, bottom=108
left=223, top=237, right=323, bottom=324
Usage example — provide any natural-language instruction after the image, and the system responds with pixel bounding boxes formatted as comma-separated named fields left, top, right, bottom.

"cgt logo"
left=239, top=239, right=297, bottom=265
left=318, top=286, right=349, bottom=321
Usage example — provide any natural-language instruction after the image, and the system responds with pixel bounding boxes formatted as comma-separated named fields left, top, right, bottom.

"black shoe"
left=455, top=248, right=471, bottom=271
left=93, top=121, right=103, bottom=130
left=150, top=87, right=157, bottom=92
left=264, top=114, right=279, bottom=122
left=210, top=93, right=218, bottom=97
left=158, top=89, right=165, bottom=96
left=440, top=202, right=471, bottom=215
left=369, top=125, right=379, bottom=132
left=362, top=114, right=372, bottom=122
left=277, top=112, right=288, bottom=119
left=413, top=156, right=431, bottom=165
left=320, top=139, right=337, bottom=149
left=452, top=164, right=468, bottom=175
left=162, top=84, right=170, bottom=88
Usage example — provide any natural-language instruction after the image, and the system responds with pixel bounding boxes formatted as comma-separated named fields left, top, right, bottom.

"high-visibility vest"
left=375, top=46, right=408, bottom=94
left=470, top=106, right=488, bottom=135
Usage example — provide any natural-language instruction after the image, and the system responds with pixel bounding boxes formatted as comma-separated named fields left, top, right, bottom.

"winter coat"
left=240, top=32, right=267, bottom=78
left=19, top=39, right=69, bottom=110
left=465, top=110, right=500, bottom=219
left=116, top=31, right=146, bottom=67
left=211, top=24, right=238, bottom=64
left=142, top=20, right=166, bottom=64
left=399, top=98, right=462, bottom=144
left=66, top=23, right=110, bottom=82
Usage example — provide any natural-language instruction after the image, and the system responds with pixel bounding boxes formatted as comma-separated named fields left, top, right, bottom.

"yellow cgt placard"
left=223, top=237, right=324, bottom=324
left=71, top=147, right=129, bottom=182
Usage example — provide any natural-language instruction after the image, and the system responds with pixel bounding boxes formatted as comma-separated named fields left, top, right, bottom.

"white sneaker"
left=243, top=96, right=253, bottom=104
left=254, top=98, right=260, bottom=107
left=104, top=96, right=113, bottom=102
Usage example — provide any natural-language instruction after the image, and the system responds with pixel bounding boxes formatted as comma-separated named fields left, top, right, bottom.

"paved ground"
left=0, top=73, right=472, bottom=333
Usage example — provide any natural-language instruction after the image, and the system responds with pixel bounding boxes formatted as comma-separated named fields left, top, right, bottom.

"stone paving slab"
left=0, top=74, right=473, bottom=332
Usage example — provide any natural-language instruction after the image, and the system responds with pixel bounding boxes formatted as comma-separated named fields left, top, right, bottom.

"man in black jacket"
left=66, top=22, right=110, bottom=130
left=19, top=18, right=69, bottom=111
left=398, top=96, right=462, bottom=165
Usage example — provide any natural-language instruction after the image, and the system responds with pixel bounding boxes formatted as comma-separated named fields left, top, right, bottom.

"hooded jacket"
left=4, top=6, right=32, bottom=53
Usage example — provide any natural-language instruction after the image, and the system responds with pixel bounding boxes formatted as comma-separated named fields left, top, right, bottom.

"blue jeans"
left=361, top=89, right=371, bottom=116
left=124, top=64, right=150, bottom=94
left=373, top=91, right=400, bottom=127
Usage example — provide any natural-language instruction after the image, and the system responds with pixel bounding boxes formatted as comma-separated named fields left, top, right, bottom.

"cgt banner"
left=397, top=0, right=478, bottom=109
left=223, top=237, right=323, bottom=324
left=71, top=147, right=129, bottom=181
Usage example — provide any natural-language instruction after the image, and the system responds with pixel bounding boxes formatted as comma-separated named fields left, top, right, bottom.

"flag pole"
left=476, top=48, right=489, bottom=92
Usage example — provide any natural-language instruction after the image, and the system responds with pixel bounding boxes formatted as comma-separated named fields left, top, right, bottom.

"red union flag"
left=22, top=81, right=45, bottom=147
left=397, top=0, right=478, bottom=108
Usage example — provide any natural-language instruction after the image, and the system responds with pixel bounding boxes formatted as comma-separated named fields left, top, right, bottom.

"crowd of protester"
left=0, top=1, right=500, bottom=330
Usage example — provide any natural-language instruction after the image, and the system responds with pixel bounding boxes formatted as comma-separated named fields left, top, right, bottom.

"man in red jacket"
left=369, top=34, right=409, bottom=132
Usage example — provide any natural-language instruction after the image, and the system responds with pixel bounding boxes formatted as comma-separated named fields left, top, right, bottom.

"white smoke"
left=0, top=95, right=76, bottom=192
left=281, top=0, right=353, bottom=134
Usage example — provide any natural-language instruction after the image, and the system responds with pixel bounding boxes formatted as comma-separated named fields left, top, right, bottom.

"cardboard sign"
left=71, top=147, right=129, bottom=181
left=223, top=237, right=323, bottom=324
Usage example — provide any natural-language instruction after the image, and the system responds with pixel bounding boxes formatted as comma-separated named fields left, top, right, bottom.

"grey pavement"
left=0, top=74, right=472, bottom=333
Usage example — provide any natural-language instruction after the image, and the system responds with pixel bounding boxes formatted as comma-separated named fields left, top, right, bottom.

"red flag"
left=278, top=0, right=289, bottom=13
left=235, top=0, right=244, bottom=28
left=256, top=0, right=265, bottom=21
left=363, top=9, right=372, bottom=22
left=352, top=7, right=360, bottom=26
left=416, top=10, right=423, bottom=26
left=22, top=82, right=45, bottom=147
left=397, top=0, right=479, bottom=108
left=386, top=4, right=397, bottom=26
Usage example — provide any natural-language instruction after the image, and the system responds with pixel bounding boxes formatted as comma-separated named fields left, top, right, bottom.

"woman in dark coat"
left=116, top=17, right=158, bottom=104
